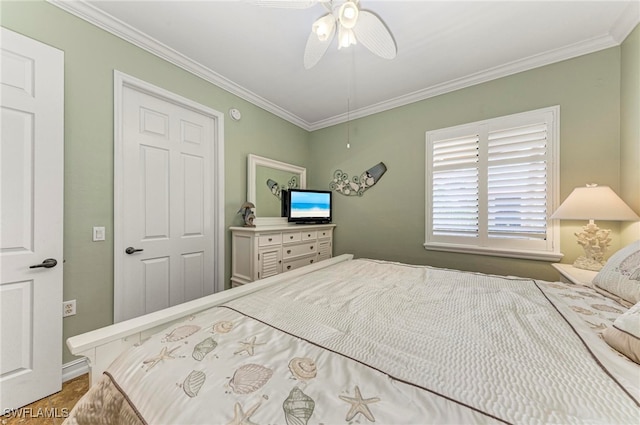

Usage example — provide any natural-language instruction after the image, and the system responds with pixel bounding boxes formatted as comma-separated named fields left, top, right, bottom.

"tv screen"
left=286, top=189, right=332, bottom=224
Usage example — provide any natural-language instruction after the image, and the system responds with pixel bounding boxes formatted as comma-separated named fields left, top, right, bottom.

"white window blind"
left=425, top=106, right=561, bottom=261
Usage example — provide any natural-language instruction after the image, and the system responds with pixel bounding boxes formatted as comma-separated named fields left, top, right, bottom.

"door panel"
left=183, top=154, right=204, bottom=236
left=141, top=145, right=170, bottom=239
left=1, top=108, right=33, bottom=252
left=0, top=28, right=64, bottom=411
left=143, top=257, right=170, bottom=314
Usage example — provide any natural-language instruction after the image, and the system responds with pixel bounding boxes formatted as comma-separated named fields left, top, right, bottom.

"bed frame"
left=67, top=254, right=354, bottom=385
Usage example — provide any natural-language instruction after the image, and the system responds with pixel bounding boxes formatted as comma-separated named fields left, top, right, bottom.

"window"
left=425, top=106, right=561, bottom=261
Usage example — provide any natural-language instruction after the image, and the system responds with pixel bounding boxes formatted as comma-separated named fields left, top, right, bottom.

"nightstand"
left=551, top=263, right=598, bottom=286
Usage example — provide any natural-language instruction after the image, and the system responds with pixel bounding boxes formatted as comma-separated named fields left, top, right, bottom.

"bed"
left=64, top=251, right=640, bottom=424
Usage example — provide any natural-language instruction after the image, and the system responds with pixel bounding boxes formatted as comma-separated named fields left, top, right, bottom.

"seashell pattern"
left=618, top=251, right=640, bottom=279
left=229, top=363, right=273, bottom=394
left=183, top=370, right=206, bottom=398
left=570, top=306, right=594, bottom=316
left=283, top=387, right=315, bottom=425
left=212, top=320, right=234, bottom=334
left=162, top=325, right=200, bottom=342
left=590, top=304, right=623, bottom=313
left=192, top=337, right=217, bottom=361
left=288, top=357, right=317, bottom=381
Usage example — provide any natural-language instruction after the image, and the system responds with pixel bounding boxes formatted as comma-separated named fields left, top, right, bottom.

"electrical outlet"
left=63, top=300, right=76, bottom=317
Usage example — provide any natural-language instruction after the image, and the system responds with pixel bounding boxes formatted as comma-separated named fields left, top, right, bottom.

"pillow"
left=603, top=301, right=640, bottom=364
left=593, top=240, right=640, bottom=305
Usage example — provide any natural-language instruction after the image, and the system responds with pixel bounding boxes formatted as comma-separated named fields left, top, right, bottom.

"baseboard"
left=62, top=358, right=89, bottom=383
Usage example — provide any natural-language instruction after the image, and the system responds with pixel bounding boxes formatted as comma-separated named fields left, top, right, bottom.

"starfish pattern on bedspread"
left=142, top=346, right=180, bottom=370
left=339, top=385, right=381, bottom=422
left=226, top=401, right=262, bottom=425
left=234, top=336, right=265, bottom=356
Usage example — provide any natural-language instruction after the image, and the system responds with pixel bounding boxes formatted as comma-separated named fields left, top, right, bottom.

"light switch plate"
left=93, top=226, right=105, bottom=241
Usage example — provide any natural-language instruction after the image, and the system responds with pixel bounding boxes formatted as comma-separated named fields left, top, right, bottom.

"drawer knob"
left=289, top=235, right=294, bottom=239
left=310, top=246, right=314, bottom=250
left=310, top=259, right=314, bottom=263
left=308, top=234, right=311, bottom=237
left=287, top=265, right=292, bottom=270
left=287, top=249, right=291, bottom=254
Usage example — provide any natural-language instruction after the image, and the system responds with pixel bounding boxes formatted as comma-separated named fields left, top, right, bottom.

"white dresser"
left=230, top=223, right=336, bottom=287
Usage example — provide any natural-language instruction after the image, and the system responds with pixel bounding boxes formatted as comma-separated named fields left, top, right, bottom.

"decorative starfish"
left=339, top=385, right=380, bottom=422
left=143, top=346, right=180, bottom=370
left=233, top=336, right=265, bottom=356
left=226, top=401, right=261, bottom=425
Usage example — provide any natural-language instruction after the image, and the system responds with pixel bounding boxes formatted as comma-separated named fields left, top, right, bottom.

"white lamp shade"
left=338, top=26, right=357, bottom=49
left=338, top=1, right=359, bottom=29
left=550, top=185, right=640, bottom=221
left=312, top=14, right=336, bottom=41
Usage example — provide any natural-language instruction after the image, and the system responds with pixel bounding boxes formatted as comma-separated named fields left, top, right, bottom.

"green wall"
left=309, top=46, right=629, bottom=280
left=1, top=0, right=310, bottom=364
left=2, top=1, right=638, bottom=367
left=620, top=25, right=640, bottom=244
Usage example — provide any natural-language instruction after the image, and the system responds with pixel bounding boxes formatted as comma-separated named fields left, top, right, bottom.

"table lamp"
left=550, top=184, right=639, bottom=271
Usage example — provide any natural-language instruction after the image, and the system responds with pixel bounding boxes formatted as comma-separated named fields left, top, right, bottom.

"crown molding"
left=47, top=0, right=312, bottom=130
left=610, top=2, right=640, bottom=43
left=310, top=32, right=623, bottom=130
left=49, top=0, right=636, bottom=132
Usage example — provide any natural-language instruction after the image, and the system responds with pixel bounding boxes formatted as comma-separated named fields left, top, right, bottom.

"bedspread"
left=65, top=259, right=639, bottom=424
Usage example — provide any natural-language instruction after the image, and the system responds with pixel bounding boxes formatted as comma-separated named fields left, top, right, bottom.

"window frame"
left=424, top=106, right=562, bottom=261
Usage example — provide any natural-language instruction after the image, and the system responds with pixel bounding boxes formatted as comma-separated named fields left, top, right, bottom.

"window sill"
left=423, top=243, right=564, bottom=262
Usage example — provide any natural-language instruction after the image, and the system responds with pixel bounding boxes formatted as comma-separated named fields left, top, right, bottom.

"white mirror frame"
left=247, top=154, right=306, bottom=225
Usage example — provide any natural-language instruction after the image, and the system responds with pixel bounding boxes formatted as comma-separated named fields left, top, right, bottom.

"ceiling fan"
left=253, top=0, right=397, bottom=69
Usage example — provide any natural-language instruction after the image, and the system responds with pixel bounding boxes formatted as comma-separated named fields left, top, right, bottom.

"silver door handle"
left=125, top=247, right=144, bottom=255
left=30, top=258, right=58, bottom=269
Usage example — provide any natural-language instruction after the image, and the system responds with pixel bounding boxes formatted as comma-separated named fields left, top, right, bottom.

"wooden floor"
left=1, top=374, right=89, bottom=425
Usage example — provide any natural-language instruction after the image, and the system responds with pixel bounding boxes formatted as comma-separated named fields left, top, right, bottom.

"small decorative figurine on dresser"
left=237, top=202, right=256, bottom=227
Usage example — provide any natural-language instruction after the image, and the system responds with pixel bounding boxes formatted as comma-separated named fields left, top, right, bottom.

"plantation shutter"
left=431, top=135, right=479, bottom=237
left=487, top=123, right=548, bottom=240
left=425, top=106, right=560, bottom=260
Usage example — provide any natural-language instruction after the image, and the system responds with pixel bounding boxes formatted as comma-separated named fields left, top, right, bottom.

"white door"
left=0, top=28, right=64, bottom=410
left=114, top=73, right=224, bottom=323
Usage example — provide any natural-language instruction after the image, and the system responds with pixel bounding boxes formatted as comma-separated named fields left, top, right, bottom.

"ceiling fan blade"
left=353, top=10, right=397, bottom=59
left=304, top=23, right=336, bottom=69
left=248, top=0, right=320, bottom=9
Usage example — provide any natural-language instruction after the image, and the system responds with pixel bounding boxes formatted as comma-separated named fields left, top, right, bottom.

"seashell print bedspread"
left=65, top=259, right=639, bottom=424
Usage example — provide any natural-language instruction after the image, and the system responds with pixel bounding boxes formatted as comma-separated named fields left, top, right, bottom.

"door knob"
left=125, top=247, right=144, bottom=255
left=29, top=258, right=58, bottom=269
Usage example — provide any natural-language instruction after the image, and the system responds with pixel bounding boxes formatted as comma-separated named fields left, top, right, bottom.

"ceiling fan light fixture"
left=338, top=1, right=359, bottom=29
left=338, top=26, right=357, bottom=49
left=312, top=13, right=335, bottom=41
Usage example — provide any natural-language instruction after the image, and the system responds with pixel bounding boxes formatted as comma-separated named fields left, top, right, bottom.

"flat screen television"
left=283, top=189, right=332, bottom=224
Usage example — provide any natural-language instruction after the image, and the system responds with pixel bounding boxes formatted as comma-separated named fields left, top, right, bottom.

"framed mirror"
left=247, top=154, right=306, bottom=225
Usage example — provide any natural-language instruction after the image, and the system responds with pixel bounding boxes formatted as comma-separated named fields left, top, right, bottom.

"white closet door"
left=115, top=75, right=223, bottom=323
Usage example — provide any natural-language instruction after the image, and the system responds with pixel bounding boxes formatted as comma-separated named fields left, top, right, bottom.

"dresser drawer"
left=283, top=255, right=317, bottom=272
left=283, top=242, right=317, bottom=259
left=301, top=230, right=317, bottom=241
left=317, top=229, right=332, bottom=239
left=282, top=231, right=302, bottom=244
left=258, top=233, right=282, bottom=247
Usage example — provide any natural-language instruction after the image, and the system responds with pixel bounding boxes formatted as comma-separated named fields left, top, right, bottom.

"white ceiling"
left=52, top=0, right=639, bottom=130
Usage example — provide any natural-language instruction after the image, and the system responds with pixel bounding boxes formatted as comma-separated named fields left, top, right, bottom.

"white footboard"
left=67, top=254, right=353, bottom=385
